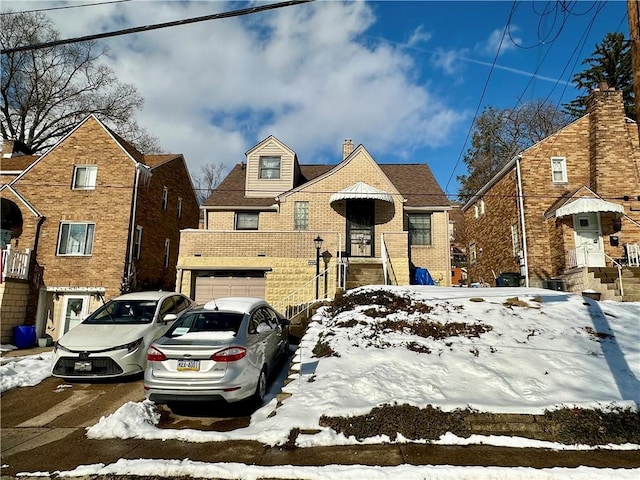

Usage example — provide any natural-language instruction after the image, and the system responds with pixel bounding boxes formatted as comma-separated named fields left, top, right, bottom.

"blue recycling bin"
left=14, top=325, right=36, bottom=349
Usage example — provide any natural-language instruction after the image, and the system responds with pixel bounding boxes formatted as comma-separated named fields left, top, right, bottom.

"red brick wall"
left=134, top=157, right=199, bottom=290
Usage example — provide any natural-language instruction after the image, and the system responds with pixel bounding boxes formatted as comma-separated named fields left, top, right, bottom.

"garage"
left=194, top=270, right=267, bottom=303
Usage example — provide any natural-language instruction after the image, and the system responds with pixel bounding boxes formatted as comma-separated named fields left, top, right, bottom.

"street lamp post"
left=314, top=236, right=323, bottom=299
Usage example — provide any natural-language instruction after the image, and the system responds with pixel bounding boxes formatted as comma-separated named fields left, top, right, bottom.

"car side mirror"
left=162, top=313, right=177, bottom=324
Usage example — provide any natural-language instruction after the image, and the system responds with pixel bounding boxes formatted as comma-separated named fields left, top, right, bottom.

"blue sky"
left=3, top=1, right=629, bottom=199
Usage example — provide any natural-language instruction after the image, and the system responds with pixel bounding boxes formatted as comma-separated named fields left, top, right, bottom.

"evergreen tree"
left=563, top=32, right=634, bottom=119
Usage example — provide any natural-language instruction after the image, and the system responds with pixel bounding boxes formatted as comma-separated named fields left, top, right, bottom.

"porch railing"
left=567, top=245, right=625, bottom=297
left=1, top=245, right=31, bottom=283
left=567, top=245, right=605, bottom=269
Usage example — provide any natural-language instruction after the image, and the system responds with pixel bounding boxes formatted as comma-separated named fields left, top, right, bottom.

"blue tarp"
left=414, top=267, right=435, bottom=285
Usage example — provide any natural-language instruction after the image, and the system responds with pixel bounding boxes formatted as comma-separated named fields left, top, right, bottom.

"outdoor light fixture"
left=314, top=236, right=323, bottom=299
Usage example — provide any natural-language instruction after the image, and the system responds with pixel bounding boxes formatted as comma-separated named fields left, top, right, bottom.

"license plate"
left=177, top=359, right=200, bottom=371
left=74, top=361, right=92, bottom=372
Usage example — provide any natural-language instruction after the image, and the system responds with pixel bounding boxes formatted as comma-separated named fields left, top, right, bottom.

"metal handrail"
left=273, top=266, right=331, bottom=320
left=604, top=253, right=624, bottom=297
left=380, top=234, right=397, bottom=286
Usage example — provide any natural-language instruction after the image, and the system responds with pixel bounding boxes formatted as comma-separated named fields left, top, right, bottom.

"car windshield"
left=83, top=300, right=158, bottom=325
left=166, top=311, right=243, bottom=337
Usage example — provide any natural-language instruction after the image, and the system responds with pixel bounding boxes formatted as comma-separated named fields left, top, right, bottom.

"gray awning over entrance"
left=555, top=197, right=624, bottom=218
left=329, top=182, right=394, bottom=204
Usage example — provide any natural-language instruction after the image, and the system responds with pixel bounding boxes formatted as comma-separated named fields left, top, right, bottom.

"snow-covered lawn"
left=3, top=286, right=639, bottom=479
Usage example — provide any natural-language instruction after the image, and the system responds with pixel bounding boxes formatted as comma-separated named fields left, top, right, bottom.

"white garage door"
left=195, top=275, right=266, bottom=304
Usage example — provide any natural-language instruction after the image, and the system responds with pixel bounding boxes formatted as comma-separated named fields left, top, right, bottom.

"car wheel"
left=253, top=367, right=267, bottom=407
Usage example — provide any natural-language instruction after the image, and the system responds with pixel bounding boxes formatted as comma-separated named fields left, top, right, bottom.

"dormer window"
left=259, top=156, right=281, bottom=179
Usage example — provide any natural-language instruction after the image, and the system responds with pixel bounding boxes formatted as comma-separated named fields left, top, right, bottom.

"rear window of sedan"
left=84, top=300, right=158, bottom=324
left=166, top=311, right=244, bottom=337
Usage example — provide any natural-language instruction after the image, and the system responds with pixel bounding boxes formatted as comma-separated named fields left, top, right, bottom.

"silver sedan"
left=143, top=297, right=290, bottom=406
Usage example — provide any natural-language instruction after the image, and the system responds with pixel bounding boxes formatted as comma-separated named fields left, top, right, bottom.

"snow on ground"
left=3, top=286, right=639, bottom=478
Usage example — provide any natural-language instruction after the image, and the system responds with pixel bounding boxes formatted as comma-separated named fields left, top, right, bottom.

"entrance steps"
left=345, top=258, right=385, bottom=290
left=587, top=267, right=640, bottom=302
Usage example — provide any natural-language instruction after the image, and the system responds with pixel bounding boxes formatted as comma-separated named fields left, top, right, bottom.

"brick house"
left=0, top=115, right=199, bottom=343
left=462, top=86, right=640, bottom=300
left=176, top=137, right=451, bottom=309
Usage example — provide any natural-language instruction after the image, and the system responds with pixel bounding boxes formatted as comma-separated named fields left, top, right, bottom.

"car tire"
left=253, top=367, right=267, bottom=407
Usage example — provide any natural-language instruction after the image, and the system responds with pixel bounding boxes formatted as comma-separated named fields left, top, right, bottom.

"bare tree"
left=0, top=10, right=160, bottom=153
left=192, top=163, right=226, bottom=205
left=457, top=100, right=571, bottom=202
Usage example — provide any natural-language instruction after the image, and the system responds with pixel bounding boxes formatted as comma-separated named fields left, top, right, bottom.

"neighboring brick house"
left=176, top=137, right=451, bottom=308
left=0, top=115, right=199, bottom=342
left=462, top=85, right=640, bottom=299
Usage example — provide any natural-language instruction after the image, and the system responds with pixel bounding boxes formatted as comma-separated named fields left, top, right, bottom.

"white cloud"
left=406, top=25, right=431, bottom=47
left=476, top=27, right=518, bottom=57
left=6, top=0, right=464, bottom=174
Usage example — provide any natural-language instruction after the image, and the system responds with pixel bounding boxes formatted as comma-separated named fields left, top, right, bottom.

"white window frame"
left=294, top=201, right=309, bottom=230
left=162, top=187, right=169, bottom=210
left=57, top=222, right=95, bottom=256
left=480, top=199, right=485, bottom=215
left=134, top=225, right=143, bottom=260
left=235, top=212, right=259, bottom=230
left=259, top=156, right=281, bottom=179
left=72, top=165, right=97, bottom=190
left=177, top=197, right=183, bottom=219
left=551, top=157, right=567, bottom=183
left=163, top=238, right=170, bottom=268
left=474, top=205, right=479, bottom=219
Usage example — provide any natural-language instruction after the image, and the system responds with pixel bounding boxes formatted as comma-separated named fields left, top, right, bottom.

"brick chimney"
left=587, top=82, right=637, bottom=198
left=342, top=138, right=354, bottom=159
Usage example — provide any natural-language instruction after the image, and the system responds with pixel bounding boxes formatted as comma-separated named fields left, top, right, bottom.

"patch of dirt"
left=320, top=403, right=472, bottom=441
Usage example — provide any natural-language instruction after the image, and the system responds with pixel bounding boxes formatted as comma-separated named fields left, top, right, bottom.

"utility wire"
left=0, top=0, right=131, bottom=16
left=1, top=0, right=315, bottom=54
left=443, top=1, right=517, bottom=195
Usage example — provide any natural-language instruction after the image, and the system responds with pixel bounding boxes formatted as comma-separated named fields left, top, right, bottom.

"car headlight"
left=109, top=337, right=144, bottom=353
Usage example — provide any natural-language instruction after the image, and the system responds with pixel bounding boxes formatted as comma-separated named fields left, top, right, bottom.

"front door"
left=347, top=200, right=374, bottom=257
left=573, top=213, right=604, bottom=267
left=61, top=295, right=91, bottom=334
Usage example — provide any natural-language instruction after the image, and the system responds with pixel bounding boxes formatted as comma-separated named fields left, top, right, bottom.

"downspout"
left=125, top=166, right=141, bottom=286
left=515, top=155, right=530, bottom=287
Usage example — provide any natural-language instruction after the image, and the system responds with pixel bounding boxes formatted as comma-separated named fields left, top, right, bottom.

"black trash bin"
left=498, top=272, right=521, bottom=287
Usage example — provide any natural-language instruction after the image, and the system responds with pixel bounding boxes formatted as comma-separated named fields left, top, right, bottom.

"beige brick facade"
left=463, top=87, right=640, bottom=289
left=180, top=138, right=451, bottom=307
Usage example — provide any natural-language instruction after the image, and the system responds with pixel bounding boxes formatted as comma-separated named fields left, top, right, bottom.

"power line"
left=0, top=0, right=132, bottom=16
left=1, top=0, right=315, bottom=55
left=443, top=1, right=518, bottom=195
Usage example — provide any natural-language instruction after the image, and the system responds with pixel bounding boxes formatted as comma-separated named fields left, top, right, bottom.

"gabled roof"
left=203, top=164, right=277, bottom=208
left=144, top=154, right=184, bottom=168
left=203, top=161, right=449, bottom=209
left=245, top=135, right=297, bottom=158
left=0, top=155, right=38, bottom=172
